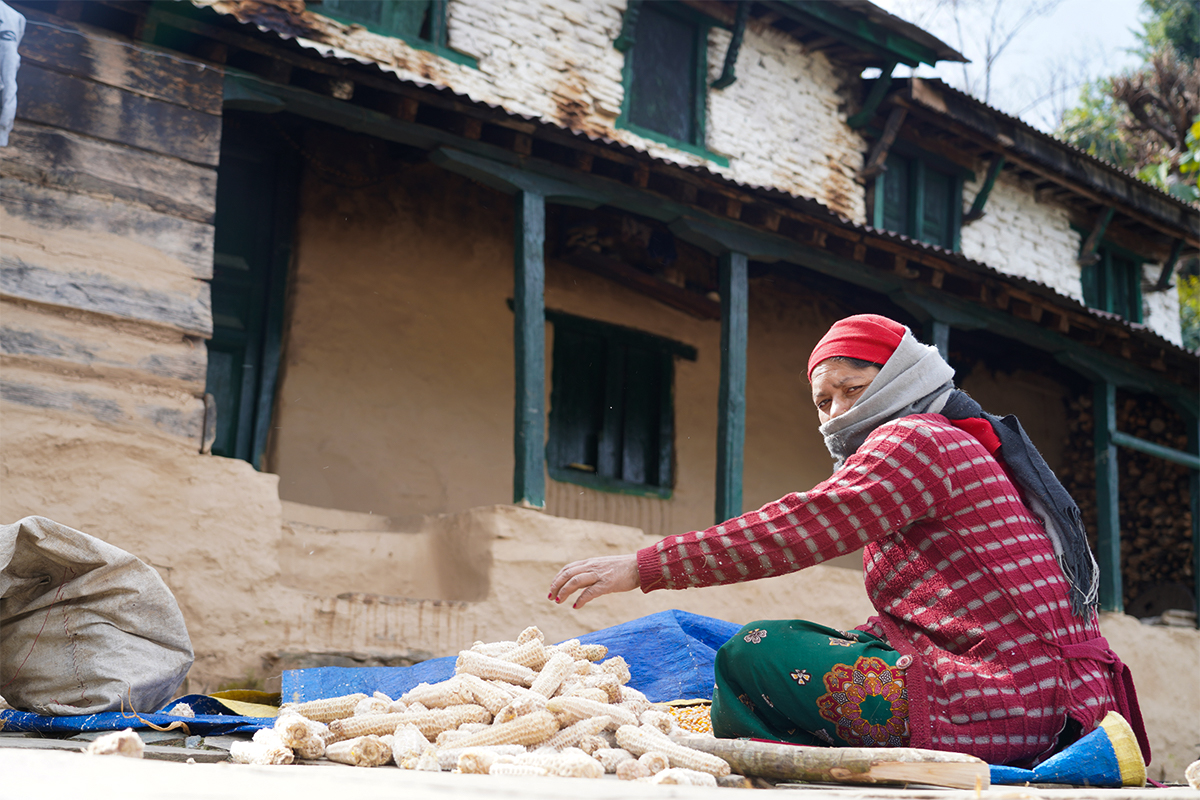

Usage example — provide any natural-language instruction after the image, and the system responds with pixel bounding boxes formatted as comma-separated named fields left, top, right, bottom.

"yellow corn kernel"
left=517, top=626, right=545, bottom=645
left=325, top=735, right=392, bottom=767
left=447, top=709, right=558, bottom=749
left=540, top=715, right=612, bottom=751
left=281, top=693, right=368, bottom=723
left=456, top=650, right=536, bottom=686
left=547, top=696, right=637, bottom=729
left=529, top=652, right=574, bottom=698
left=614, top=724, right=730, bottom=777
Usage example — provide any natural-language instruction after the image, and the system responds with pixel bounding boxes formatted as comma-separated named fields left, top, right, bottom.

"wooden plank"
left=862, top=106, right=907, bottom=180
left=16, top=64, right=221, bottom=167
left=513, top=190, right=546, bottom=509
left=0, top=121, right=217, bottom=224
left=1, top=255, right=212, bottom=338
left=1077, top=206, right=1114, bottom=266
left=18, top=8, right=224, bottom=114
left=555, top=249, right=720, bottom=320
left=0, top=179, right=214, bottom=279
left=716, top=251, right=748, bottom=524
left=0, top=300, right=207, bottom=394
left=0, top=366, right=205, bottom=445
left=1093, top=379, right=1122, bottom=613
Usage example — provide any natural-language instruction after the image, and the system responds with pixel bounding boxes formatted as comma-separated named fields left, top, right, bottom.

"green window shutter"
left=921, top=166, right=953, bottom=248
left=548, top=326, right=607, bottom=474
left=880, top=152, right=909, bottom=235
left=628, top=4, right=699, bottom=144
left=321, top=0, right=434, bottom=41
left=1110, top=251, right=1143, bottom=323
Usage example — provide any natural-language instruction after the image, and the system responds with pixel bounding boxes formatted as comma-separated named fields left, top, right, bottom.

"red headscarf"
left=806, top=314, right=906, bottom=380
left=806, top=314, right=1002, bottom=453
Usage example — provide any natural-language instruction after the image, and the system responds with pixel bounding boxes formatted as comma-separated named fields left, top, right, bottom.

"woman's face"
left=810, top=359, right=881, bottom=425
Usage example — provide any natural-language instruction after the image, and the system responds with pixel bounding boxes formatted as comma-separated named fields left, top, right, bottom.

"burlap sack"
left=0, top=516, right=193, bottom=715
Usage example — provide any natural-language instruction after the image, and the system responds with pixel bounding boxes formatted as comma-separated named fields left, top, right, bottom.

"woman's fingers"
left=548, top=554, right=639, bottom=608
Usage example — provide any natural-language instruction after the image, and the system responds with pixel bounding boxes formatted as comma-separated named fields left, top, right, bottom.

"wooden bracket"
left=848, top=61, right=897, bottom=129
left=1153, top=238, right=1184, bottom=291
left=962, top=155, right=1005, bottom=224
left=1077, top=206, right=1115, bottom=266
left=712, top=1, right=750, bottom=89
left=861, top=107, right=907, bottom=180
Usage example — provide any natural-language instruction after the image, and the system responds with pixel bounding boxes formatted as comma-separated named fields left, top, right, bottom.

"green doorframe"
left=1093, top=380, right=1122, bottom=613
left=514, top=190, right=547, bottom=508
left=716, top=251, right=749, bottom=523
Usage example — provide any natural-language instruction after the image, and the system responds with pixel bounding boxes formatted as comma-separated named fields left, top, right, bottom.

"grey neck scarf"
left=816, top=330, right=1098, bottom=617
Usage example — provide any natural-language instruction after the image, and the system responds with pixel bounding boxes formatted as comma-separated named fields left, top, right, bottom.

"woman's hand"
left=548, top=554, right=640, bottom=608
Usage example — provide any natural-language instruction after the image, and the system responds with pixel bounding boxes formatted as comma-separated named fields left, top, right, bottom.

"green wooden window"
left=315, top=0, right=476, bottom=67
left=873, top=151, right=964, bottom=251
left=616, top=3, right=726, bottom=164
left=205, top=113, right=299, bottom=469
left=1083, top=243, right=1143, bottom=323
left=547, top=313, right=695, bottom=497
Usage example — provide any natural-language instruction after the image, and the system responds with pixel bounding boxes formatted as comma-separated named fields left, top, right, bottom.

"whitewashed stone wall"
left=1142, top=264, right=1183, bottom=346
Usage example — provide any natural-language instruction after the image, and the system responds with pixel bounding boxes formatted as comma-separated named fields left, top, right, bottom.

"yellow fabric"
left=210, top=690, right=282, bottom=719
left=1099, top=711, right=1146, bottom=787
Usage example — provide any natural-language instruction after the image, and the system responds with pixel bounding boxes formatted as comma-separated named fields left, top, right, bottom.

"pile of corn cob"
left=230, top=626, right=733, bottom=785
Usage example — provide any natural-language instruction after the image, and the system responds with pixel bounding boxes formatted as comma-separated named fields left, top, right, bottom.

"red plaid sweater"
left=637, top=414, right=1143, bottom=765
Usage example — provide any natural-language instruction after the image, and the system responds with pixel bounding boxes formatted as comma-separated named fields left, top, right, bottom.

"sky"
left=869, top=0, right=1147, bottom=132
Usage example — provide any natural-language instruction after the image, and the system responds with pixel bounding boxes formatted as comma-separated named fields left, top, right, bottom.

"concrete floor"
left=3, top=747, right=1196, bottom=800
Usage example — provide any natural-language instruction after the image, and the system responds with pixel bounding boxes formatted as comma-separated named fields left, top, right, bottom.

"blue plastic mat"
left=282, top=610, right=740, bottom=704
left=0, top=694, right=271, bottom=735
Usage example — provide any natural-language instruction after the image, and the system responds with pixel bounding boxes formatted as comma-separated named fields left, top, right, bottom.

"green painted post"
left=1189, top=414, right=1199, bottom=628
left=513, top=191, right=546, bottom=509
left=1093, top=380, right=1122, bottom=613
left=925, top=319, right=950, bottom=360
left=716, top=251, right=748, bottom=524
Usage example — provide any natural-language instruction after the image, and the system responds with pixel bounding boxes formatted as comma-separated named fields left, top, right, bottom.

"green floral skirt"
left=711, top=619, right=912, bottom=747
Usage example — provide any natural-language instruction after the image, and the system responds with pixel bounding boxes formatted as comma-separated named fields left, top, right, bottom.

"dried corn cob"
left=578, top=673, right=622, bottom=703
left=447, top=709, right=558, bottom=749
left=493, top=692, right=547, bottom=725
left=639, top=751, right=670, bottom=774
left=83, top=729, right=144, bottom=758
left=615, top=725, right=730, bottom=777
left=562, top=686, right=610, bottom=704
left=547, top=696, right=637, bottom=729
left=571, top=659, right=593, bottom=676
left=497, top=638, right=548, bottom=670
left=470, top=640, right=518, bottom=657
left=514, top=750, right=604, bottom=779
left=616, top=759, right=651, bottom=780
left=354, top=695, right=392, bottom=716
left=331, top=704, right=490, bottom=741
left=490, top=762, right=547, bottom=777
left=275, top=713, right=330, bottom=760
left=517, top=626, right=545, bottom=645
left=600, top=656, right=631, bottom=685
left=639, top=709, right=679, bottom=736
left=413, top=746, right=440, bottom=771
left=540, top=715, right=612, bottom=751
left=391, top=723, right=431, bottom=763
left=325, top=735, right=392, bottom=767
left=648, top=767, right=717, bottom=786
left=281, top=693, right=367, bottom=723
left=230, top=729, right=293, bottom=766
left=454, top=673, right=511, bottom=715
left=529, top=652, right=574, bottom=698
left=594, top=747, right=634, bottom=773
left=456, top=650, right=536, bottom=686
left=577, top=734, right=608, bottom=756
left=403, top=677, right=474, bottom=708
left=445, top=745, right=526, bottom=772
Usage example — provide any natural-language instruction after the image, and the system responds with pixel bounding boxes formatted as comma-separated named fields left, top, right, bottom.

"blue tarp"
left=0, top=694, right=271, bottom=735
left=282, top=610, right=741, bottom=704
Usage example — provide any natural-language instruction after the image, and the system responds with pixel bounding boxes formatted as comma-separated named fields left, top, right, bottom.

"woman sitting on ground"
left=548, top=314, right=1148, bottom=767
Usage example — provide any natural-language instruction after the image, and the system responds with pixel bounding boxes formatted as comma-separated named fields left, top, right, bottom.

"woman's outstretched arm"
left=548, top=553, right=640, bottom=608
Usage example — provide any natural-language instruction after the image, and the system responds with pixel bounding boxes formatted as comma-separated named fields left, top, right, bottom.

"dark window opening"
left=873, top=151, right=962, bottom=250
left=1082, top=243, right=1143, bottom=323
left=627, top=4, right=702, bottom=145
left=548, top=314, right=692, bottom=496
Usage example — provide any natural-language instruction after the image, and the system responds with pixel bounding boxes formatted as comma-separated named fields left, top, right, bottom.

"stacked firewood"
left=1059, top=392, right=1194, bottom=614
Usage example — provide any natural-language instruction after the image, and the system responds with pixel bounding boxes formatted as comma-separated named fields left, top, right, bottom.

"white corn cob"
left=456, top=650, right=536, bottom=686
left=571, top=659, right=593, bottom=676
left=541, top=715, right=612, bottom=751
left=615, top=724, right=730, bottom=777
left=406, top=701, right=428, bottom=714
left=562, top=686, right=610, bottom=705
left=445, top=745, right=526, bottom=773
left=578, top=673, right=622, bottom=703
left=331, top=704, right=490, bottom=741
left=600, top=656, right=631, bottom=685
left=402, top=677, right=475, bottom=708
left=230, top=729, right=293, bottom=765
left=616, top=759, right=651, bottom=780
left=517, top=626, right=545, bottom=645
left=83, top=729, right=144, bottom=758
left=413, top=745, right=441, bottom=771
left=493, top=692, right=547, bottom=725
left=639, top=709, right=680, bottom=736
left=490, top=762, right=548, bottom=777
left=470, top=640, right=518, bottom=657
left=166, top=702, right=195, bottom=718
left=577, top=734, right=608, bottom=755
left=445, top=709, right=558, bottom=749
left=498, top=638, right=548, bottom=670
left=547, top=696, right=637, bottom=729
left=514, top=750, right=604, bottom=779
left=456, top=673, right=511, bottom=715
left=551, top=640, right=608, bottom=662
left=638, top=751, right=670, bottom=774
left=354, top=695, right=392, bottom=716
left=281, top=693, right=367, bottom=723
left=594, top=747, right=635, bottom=773
left=529, top=652, right=574, bottom=698
left=392, top=723, right=431, bottom=763
left=325, top=735, right=392, bottom=767
left=275, top=713, right=330, bottom=759
left=648, top=767, right=718, bottom=786
left=387, top=699, right=408, bottom=714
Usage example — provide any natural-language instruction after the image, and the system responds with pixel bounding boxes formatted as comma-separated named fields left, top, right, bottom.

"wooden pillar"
left=716, top=251, right=748, bottom=524
left=513, top=190, right=546, bottom=508
left=1093, top=380, right=1122, bottom=612
left=1190, top=414, right=1200, bottom=628
left=925, top=319, right=950, bottom=360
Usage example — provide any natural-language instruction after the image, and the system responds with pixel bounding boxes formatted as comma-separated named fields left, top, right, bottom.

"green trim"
left=1093, top=380, right=1122, bottom=613
left=317, top=2, right=479, bottom=69
left=1111, top=430, right=1200, bottom=470
left=513, top=191, right=547, bottom=508
left=716, top=251, right=748, bottom=523
left=1072, top=228, right=1146, bottom=323
left=711, top=1, right=750, bottom=89
left=870, top=143, right=969, bottom=252
left=963, top=155, right=1005, bottom=223
left=614, top=0, right=642, bottom=52
left=614, top=2, right=730, bottom=167
left=548, top=467, right=673, bottom=499
left=848, top=65, right=897, bottom=129
left=769, top=1, right=940, bottom=67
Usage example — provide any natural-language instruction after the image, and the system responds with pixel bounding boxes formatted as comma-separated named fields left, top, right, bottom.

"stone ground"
left=2, top=732, right=1195, bottom=800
